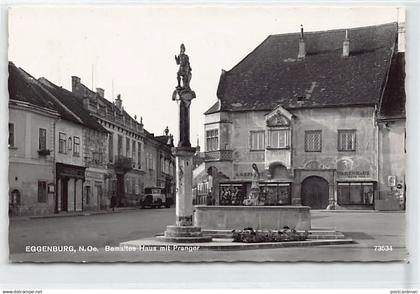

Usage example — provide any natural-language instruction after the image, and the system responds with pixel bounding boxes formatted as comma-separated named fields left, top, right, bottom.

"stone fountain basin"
left=194, top=205, right=311, bottom=231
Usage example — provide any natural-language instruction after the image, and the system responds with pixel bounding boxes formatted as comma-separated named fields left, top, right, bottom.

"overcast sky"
left=8, top=6, right=403, bottom=146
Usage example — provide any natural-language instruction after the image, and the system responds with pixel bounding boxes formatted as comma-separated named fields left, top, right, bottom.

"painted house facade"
left=203, top=22, right=405, bottom=210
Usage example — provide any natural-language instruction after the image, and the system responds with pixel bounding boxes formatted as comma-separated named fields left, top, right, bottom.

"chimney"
left=342, top=30, right=350, bottom=57
left=71, top=76, right=81, bottom=93
left=96, top=88, right=104, bottom=98
left=297, top=25, right=306, bottom=60
left=82, top=97, right=89, bottom=110
left=115, top=94, right=122, bottom=110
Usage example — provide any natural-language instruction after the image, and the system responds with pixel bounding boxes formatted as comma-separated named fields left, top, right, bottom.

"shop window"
left=337, top=182, right=374, bottom=205
left=305, top=130, right=322, bottom=152
left=250, top=131, right=265, bottom=151
left=73, top=136, right=80, bottom=156
left=39, top=128, right=47, bottom=150
left=8, top=123, right=14, bottom=148
left=206, top=129, right=219, bottom=151
left=268, top=129, right=288, bottom=149
left=220, top=184, right=246, bottom=205
left=38, top=181, right=47, bottom=203
left=260, top=183, right=291, bottom=205
left=338, top=130, right=356, bottom=151
left=59, top=132, right=66, bottom=154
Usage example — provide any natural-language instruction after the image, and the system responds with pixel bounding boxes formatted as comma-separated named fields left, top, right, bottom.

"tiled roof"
left=39, top=78, right=108, bottom=133
left=204, top=101, right=219, bottom=115
left=379, top=52, right=405, bottom=119
left=212, top=23, right=399, bottom=112
left=9, top=62, right=108, bottom=132
left=9, top=63, right=81, bottom=124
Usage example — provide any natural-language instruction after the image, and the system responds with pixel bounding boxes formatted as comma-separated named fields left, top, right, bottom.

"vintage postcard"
left=7, top=6, right=407, bottom=262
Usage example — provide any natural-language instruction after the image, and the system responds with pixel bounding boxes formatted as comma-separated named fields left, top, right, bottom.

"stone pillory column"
left=159, top=44, right=211, bottom=243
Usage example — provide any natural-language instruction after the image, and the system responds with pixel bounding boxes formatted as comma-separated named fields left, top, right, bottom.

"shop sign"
left=235, top=172, right=253, bottom=178
left=48, top=183, right=55, bottom=193
left=337, top=170, right=370, bottom=178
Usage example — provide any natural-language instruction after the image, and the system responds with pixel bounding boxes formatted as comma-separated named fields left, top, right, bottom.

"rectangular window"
left=149, top=153, right=154, bottom=170
left=268, top=129, right=288, bottom=148
left=137, top=142, right=142, bottom=168
left=59, top=132, right=66, bottom=154
left=117, top=135, right=123, bottom=156
left=250, top=131, right=265, bottom=151
left=132, top=141, right=136, bottom=163
left=73, top=136, right=80, bottom=156
left=108, top=133, right=114, bottom=162
left=337, top=182, right=374, bottom=205
left=126, top=137, right=130, bottom=157
left=206, top=129, right=219, bottom=151
left=37, top=181, right=47, bottom=203
left=39, top=128, right=47, bottom=150
left=8, top=123, right=14, bottom=147
left=338, top=130, right=356, bottom=151
left=305, top=130, right=322, bottom=152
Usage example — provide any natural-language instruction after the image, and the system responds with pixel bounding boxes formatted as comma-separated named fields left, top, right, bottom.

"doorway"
left=301, top=176, right=329, bottom=209
left=61, top=177, right=69, bottom=212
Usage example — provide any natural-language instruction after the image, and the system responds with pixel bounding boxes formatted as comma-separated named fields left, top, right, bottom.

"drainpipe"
left=53, top=120, right=58, bottom=214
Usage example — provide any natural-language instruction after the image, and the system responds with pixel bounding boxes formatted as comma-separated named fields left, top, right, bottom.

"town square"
left=6, top=6, right=407, bottom=263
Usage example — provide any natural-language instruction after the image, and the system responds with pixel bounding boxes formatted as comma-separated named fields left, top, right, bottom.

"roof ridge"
left=34, top=76, right=84, bottom=124
left=269, top=22, right=397, bottom=38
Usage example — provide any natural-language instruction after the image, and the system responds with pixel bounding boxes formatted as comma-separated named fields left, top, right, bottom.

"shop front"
left=55, top=163, right=85, bottom=213
left=219, top=181, right=292, bottom=206
left=336, top=181, right=375, bottom=208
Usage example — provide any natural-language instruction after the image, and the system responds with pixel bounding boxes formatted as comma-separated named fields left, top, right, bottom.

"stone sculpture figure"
left=244, top=163, right=261, bottom=206
left=175, top=43, right=192, bottom=90
left=172, top=43, right=196, bottom=148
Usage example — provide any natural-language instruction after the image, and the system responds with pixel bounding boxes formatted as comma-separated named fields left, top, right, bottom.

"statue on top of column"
left=175, top=43, right=192, bottom=90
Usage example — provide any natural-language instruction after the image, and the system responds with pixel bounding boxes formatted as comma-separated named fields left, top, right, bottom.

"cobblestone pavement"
left=9, top=208, right=407, bottom=262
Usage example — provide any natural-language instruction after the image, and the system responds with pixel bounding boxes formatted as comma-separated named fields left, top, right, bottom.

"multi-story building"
left=203, top=22, right=405, bottom=210
left=8, top=63, right=109, bottom=216
left=376, top=52, right=406, bottom=210
left=8, top=63, right=58, bottom=216
left=70, top=76, right=175, bottom=207
left=39, top=78, right=110, bottom=211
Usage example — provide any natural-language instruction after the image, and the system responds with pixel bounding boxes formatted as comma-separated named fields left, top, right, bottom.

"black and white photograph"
left=6, top=5, right=408, bottom=263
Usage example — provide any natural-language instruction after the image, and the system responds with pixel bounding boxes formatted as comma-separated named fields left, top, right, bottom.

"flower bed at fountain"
left=232, top=227, right=309, bottom=243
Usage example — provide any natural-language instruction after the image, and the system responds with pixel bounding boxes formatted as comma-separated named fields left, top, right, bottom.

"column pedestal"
left=159, top=146, right=212, bottom=243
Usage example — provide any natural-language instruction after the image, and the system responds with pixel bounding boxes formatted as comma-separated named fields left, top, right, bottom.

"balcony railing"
left=205, top=150, right=233, bottom=161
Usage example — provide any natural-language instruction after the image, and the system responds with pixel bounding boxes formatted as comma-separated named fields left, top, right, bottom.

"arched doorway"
left=301, top=176, right=329, bottom=209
